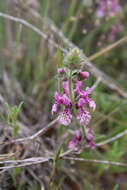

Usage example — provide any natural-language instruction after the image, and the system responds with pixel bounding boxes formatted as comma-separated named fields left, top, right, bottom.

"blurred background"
left=0, top=0, right=127, bottom=189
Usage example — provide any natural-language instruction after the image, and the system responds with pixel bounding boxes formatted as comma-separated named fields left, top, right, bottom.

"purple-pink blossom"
left=51, top=91, right=71, bottom=124
left=77, top=98, right=86, bottom=108
left=96, top=0, right=121, bottom=18
left=54, top=91, right=63, bottom=104
left=61, top=81, right=69, bottom=95
left=80, top=87, right=92, bottom=98
left=79, top=71, right=89, bottom=79
left=61, top=94, right=71, bottom=107
left=59, top=108, right=72, bottom=126
left=96, top=0, right=106, bottom=18
left=74, top=81, right=83, bottom=94
left=77, top=108, right=91, bottom=126
left=68, top=130, right=81, bottom=149
left=57, top=68, right=64, bottom=73
left=86, top=130, right=96, bottom=149
left=51, top=103, right=58, bottom=115
left=86, top=98, right=96, bottom=112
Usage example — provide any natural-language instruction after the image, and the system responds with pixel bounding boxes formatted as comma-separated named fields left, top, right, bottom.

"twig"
left=0, top=155, right=127, bottom=172
left=96, top=129, right=127, bottom=146
left=27, top=168, right=45, bottom=190
left=88, top=36, right=127, bottom=61
left=62, top=156, right=127, bottom=167
left=0, top=12, right=66, bottom=53
left=0, top=157, right=51, bottom=171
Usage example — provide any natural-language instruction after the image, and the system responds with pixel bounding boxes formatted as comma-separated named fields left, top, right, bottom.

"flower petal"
left=51, top=103, right=58, bottom=115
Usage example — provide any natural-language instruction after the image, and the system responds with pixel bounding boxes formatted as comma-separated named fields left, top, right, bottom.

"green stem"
left=68, top=75, right=74, bottom=105
left=81, top=125, right=86, bottom=139
left=48, top=143, right=63, bottom=189
left=68, top=74, right=78, bottom=118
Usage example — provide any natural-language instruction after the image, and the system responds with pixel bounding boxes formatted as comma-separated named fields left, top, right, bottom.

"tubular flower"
left=86, top=98, right=96, bottom=112
left=51, top=103, right=58, bottom=115
left=68, top=130, right=81, bottom=149
left=77, top=108, right=91, bottom=126
left=58, top=108, right=72, bottom=126
left=52, top=91, right=72, bottom=126
left=74, top=81, right=83, bottom=94
left=79, top=71, right=89, bottom=79
left=77, top=98, right=86, bottom=108
left=86, top=129, right=96, bottom=149
left=51, top=91, right=62, bottom=115
left=61, top=81, right=69, bottom=95
left=57, top=68, right=64, bottom=73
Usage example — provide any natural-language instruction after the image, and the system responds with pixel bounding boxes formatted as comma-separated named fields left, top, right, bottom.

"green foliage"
left=5, top=102, right=23, bottom=137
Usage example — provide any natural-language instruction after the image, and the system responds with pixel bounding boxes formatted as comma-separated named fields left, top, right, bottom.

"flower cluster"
left=52, top=54, right=96, bottom=149
left=96, top=0, right=122, bottom=42
left=107, top=24, right=122, bottom=42
left=52, top=70, right=95, bottom=126
left=96, top=0, right=121, bottom=19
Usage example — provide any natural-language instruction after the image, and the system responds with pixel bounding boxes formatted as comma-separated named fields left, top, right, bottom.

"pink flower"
left=77, top=108, right=91, bottom=126
left=61, top=81, right=69, bottom=95
left=51, top=91, right=62, bottom=115
left=79, top=71, right=89, bottom=79
left=57, top=68, right=64, bottom=73
left=51, top=103, right=58, bottom=115
left=53, top=91, right=71, bottom=107
left=52, top=91, right=71, bottom=119
left=62, top=94, right=71, bottom=107
left=59, top=108, right=72, bottom=126
left=68, top=130, right=81, bottom=149
left=86, top=98, right=96, bottom=112
left=80, top=87, right=92, bottom=98
left=96, top=0, right=106, bottom=18
left=96, top=0, right=121, bottom=18
left=54, top=91, right=63, bottom=104
left=77, top=98, right=86, bottom=108
left=74, top=81, right=83, bottom=94
left=86, top=130, right=96, bottom=149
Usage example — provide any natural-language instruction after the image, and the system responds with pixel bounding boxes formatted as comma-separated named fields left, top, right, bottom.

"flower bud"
left=79, top=71, right=89, bottom=79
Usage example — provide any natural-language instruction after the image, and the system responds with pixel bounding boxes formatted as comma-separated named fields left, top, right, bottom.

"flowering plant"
left=52, top=48, right=96, bottom=149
